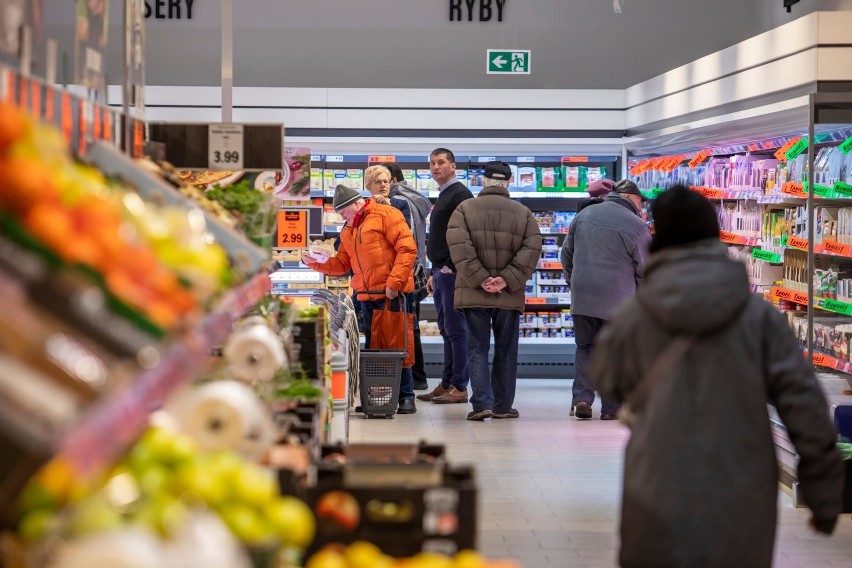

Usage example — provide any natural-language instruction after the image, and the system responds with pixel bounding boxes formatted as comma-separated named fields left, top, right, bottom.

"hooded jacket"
left=304, top=199, right=416, bottom=300
left=390, top=181, right=431, bottom=265
left=589, top=240, right=844, bottom=568
left=446, top=184, right=542, bottom=312
left=560, top=193, right=651, bottom=319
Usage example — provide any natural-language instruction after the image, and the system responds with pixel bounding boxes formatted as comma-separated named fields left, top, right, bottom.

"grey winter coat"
left=390, top=181, right=431, bottom=265
left=589, top=240, right=844, bottom=568
left=447, top=185, right=542, bottom=312
left=560, top=194, right=651, bottom=319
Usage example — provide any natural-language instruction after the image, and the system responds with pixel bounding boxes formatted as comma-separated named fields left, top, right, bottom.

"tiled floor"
left=348, top=379, right=852, bottom=567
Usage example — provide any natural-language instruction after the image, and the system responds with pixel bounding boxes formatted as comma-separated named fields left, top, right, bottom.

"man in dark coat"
left=589, top=185, right=843, bottom=568
left=447, top=161, right=542, bottom=420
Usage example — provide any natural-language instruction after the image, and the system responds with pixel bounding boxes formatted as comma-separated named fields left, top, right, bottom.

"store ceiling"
left=42, top=0, right=848, bottom=90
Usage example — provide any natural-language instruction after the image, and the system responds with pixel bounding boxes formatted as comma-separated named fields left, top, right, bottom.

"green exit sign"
left=487, top=49, right=530, bottom=74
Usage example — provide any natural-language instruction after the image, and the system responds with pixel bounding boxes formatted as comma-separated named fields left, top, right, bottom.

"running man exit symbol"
left=487, top=49, right=530, bottom=74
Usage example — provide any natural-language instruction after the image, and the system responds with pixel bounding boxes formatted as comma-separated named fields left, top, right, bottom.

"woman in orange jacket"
left=302, top=184, right=418, bottom=413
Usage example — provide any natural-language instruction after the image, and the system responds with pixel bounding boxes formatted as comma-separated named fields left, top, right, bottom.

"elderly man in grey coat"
left=561, top=179, right=651, bottom=420
left=589, top=186, right=842, bottom=568
left=447, top=161, right=542, bottom=421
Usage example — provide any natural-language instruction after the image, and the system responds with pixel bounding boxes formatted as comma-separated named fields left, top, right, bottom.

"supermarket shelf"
left=421, top=296, right=570, bottom=306
left=58, top=272, right=272, bottom=479
left=322, top=225, right=570, bottom=236
left=769, top=286, right=852, bottom=316
left=811, top=351, right=852, bottom=375
left=319, top=189, right=592, bottom=200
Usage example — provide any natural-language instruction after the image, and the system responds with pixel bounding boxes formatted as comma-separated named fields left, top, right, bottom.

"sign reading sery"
left=487, top=49, right=530, bottom=74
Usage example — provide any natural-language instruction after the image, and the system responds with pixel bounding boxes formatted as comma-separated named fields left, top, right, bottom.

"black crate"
left=304, top=443, right=476, bottom=558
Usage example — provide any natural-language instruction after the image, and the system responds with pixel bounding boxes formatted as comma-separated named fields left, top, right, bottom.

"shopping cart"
left=354, top=291, right=408, bottom=419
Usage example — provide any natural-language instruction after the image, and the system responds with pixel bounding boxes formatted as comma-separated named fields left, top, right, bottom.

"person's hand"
left=489, top=277, right=508, bottom=293
left=373, top=194, right=390, bottom=205
left=481, top=277, right=495, bottom=292
left=386, top=287, right=399, bottom=299
left=300, top=252, right=313, bottom=265
left=809, top=515, right=838, bottom=535
left=426, top=275, right=434, bottom=295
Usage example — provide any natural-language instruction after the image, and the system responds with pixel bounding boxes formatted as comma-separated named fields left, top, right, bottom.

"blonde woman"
left=364, top=165, right=412, bottom=228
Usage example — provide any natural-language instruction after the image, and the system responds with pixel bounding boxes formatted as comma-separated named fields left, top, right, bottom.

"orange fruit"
left=62, top=235, right=104, bottom=269
left=0, top=157, right=59, bottom=214
left=22, top=202, right=74, bottom=252
left=146, top=300, right=179, bottom=329
left=69, top=194, right=122, bottom=233
left=0, top=102, right=29, bottom=153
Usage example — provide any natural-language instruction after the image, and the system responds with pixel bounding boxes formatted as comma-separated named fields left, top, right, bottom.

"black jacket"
left=427, top=181, right=473, bottom=271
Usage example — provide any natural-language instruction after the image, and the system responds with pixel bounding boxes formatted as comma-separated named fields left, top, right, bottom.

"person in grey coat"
left=561, top=179, right=651, bottom=419
left=590, top=186, right=843, bottom=568
left=447, top=161, right=542, bottom=420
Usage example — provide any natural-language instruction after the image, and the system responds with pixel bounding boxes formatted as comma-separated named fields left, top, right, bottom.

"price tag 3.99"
left=208, top=124, right=244, bottom=170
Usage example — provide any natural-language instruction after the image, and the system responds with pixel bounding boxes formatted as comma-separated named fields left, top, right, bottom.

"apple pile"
left=0, top=102, right=231, bottom=330
left=15, top=427, right=315, bottom=552
left=307, top=542, right=520, bottom=568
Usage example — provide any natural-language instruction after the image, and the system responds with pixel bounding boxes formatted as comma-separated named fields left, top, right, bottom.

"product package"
left=310, top=168, right=323, bottom=191
left=456, top=169, right=469, bottom=187
left=537, top=167, right=559, bottom=191
left=563, top=167, right=580, bottom=190
left=346, top=169, right=364, bottom=191
left=325, top=169, right=347, bottom=191
left=416, top=170, right=436, bottom=192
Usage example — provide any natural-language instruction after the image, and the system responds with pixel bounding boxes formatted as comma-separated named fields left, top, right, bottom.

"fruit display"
left=13, top=427, right=316, bottom=556
left=306, top=543, right=519, bottom=568
left=0, top=103, right=232, bottom=331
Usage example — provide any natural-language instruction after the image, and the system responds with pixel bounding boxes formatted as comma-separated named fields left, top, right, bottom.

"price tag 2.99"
left=278, top=210, right=308, bottom=249
left=208, top=124, right=244, bottom=170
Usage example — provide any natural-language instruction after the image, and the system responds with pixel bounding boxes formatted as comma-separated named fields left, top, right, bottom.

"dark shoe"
left=397, top=399, right=417, bottom=414
left=417, top=384, right=448, bottom=402
left=431, top=386, right=469, bottom=404
left=355, top=406, right=363, bottom=413
left=413, top=380, right=429, bottom=391
left=467, top=409, right=493, bottom=421
left=600, top=413, right=618, bottom=421
left=574, top=401, right=593, bottom=420
left=493, top=408, right=520, bottom=419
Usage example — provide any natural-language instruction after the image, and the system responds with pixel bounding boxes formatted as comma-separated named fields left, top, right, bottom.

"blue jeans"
left=361, top=294, right=415, bottom=401
left=432, top=269, right=469, bottom=390
left=464, top=308, right=520, bottom=413
left=573, top=314, right=620, bottom=415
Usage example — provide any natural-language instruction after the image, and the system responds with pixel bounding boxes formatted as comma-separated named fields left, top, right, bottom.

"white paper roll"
left=223, top=323, right=286, bottom=383
left=174, top=381, right=276, bottom=460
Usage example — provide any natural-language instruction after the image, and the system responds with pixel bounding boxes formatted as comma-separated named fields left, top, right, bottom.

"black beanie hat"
left=650, top=185, right=720, bottom=253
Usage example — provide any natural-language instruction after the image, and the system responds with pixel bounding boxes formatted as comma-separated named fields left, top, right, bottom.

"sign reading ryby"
left=450, top=0, right=507, bottom=22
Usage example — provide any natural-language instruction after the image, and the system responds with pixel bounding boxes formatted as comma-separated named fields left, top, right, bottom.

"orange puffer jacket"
left=306, top=199, right=416, bottom=300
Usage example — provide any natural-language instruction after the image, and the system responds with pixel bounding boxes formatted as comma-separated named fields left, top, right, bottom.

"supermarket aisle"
left=348, top=379, right=852, bottom=568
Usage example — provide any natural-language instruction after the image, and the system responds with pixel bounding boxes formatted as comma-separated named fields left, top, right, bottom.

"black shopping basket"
left=355, top=291, right=408, bottom=419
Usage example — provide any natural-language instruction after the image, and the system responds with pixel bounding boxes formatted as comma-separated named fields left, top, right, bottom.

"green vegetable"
left=277, top=379, right=323, bottom=401
left=205, top=181, right=276, bottom=238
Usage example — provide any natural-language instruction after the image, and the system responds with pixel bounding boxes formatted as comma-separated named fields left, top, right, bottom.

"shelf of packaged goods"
left=319, top=189, right=593, bottom=200
left=420, top=335, right=575, bottom=346
left=769, top=286, right=852, bottom=316
left=767, top=237, right=852, bottom=259
left=323, top=225, right=570, bottom=236
left=57, top=272, right=272, bottom=479
left=689, top=186, right=765, bottom=201
left=421, top=296, right=570, bottom=306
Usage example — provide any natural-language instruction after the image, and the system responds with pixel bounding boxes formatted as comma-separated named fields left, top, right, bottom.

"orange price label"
left=688, top=150, right=711, bottom=169
left=812, top=352, right=829, bottom=367
left=92, top=106, right=102, bottom=141
left=771, top=286, right=809, bottom=305
left=61, top=93, right=72, bottom=145
left=45, top=88, right=54, bottom=122
left=78, top=100, right=87, bottom=156
left=277, top=210, right=309, bottom=248
left=103, top=108, right=112, bottom=140
left=3, top=70, right=13, bottom=103
left=30, top=83, right=41, bottom=118
left=775, top=138, right=799, bottom=161
left=562, top=156, right=589, bottom=163
left=701, top=187, right=722, bottom=199
left=787, top=235, right=808, bottom=250
left=133, top=120, right=144, bottom=158
left=526, top=297, right=546, bottom=304
left=539, top=262, right=562, bottom=270
left=719, top=231, right=742, bottom=244
left=368, top=155, right=396, bottom=163
left=781, top=182, right=806, bottom=198
left=822, top=240, right=852, bottom=257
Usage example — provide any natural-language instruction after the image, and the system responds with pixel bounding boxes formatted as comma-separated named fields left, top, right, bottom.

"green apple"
left=18, top=509, right=56, bottom=542
left=265, top=497, right=315, bottom=549
left=68, top=497, right=124, bottom=536
left=230, top=464, right=277, bottom=506
left=218, top=503, right=277, bottom=545
left=135, top=465, right=171, bottom=496
left=174, top=461, right=228, bottom=506
left=131, top=497, right=187, bottom=537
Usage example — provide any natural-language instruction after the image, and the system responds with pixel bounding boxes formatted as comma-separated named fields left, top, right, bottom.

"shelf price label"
left=821, top=240, right=852, bottom=257
left=775, top=138, right=800, bottom=161
left=834, top=181, right=852, bottom=196
left=819, top=298, right=852, bottom=316
left=786, top=235, right=809, bottom=250
left=752, top=249, right=782, bottom=263
left=719, top=231, right=745, bottom=245
left=368, top=155, right=396, bottom=163
left=771, top=286, right=809, bottom=305
left=785, top=137, right=809, bottom=161
left=812, top=352, right=831, bottom=368
left=277, top=210, right=308, bottom=249
left=810, top=184, right=834, bottom=198
left=539, top=261, right=562, bottom=270
left=208, top=124, right=244, bottom=170
left=526, top=297, right=546, bottom=305
left=781, top=182, right=807, bottom=198
left=839, top=135, right=852, bottom=155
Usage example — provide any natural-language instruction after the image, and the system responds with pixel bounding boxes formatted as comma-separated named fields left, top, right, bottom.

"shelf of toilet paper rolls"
left=57, top=272, right=273, bottom=480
